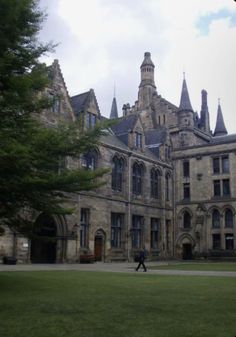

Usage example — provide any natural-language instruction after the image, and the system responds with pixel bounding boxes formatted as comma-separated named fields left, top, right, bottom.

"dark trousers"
left=136, top=260, right=147, bottom=271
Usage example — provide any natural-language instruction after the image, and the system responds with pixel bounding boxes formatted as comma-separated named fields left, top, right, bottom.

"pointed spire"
left=178, top=76, right=193, bottom=112
left=213, top=100, right=228, bottom=136
left=110, top=96, right=118, bottom=119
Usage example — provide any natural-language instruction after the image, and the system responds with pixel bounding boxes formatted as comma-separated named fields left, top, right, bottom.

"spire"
left=213, top=100, right=228, bottom=136
left=178, top=76, right=193, bottom=112
left=110, top=96, right=118, bottom=119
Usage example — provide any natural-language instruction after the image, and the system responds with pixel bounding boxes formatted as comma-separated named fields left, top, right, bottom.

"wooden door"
left=94, top=236, right=103, bottom=261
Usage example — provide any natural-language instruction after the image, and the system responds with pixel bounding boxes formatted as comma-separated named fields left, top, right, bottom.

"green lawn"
left=149, top=262, right=236, bottom=271
left=0, top=271, right=236, bottom=337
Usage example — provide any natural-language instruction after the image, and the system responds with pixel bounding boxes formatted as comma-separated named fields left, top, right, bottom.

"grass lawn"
left=149, top=262, right=236, bottom=271
left=0, top=271, right=236, bottom=337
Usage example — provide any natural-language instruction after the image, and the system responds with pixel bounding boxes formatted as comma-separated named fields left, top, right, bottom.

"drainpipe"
left=127, top=153, right=132, bottom=262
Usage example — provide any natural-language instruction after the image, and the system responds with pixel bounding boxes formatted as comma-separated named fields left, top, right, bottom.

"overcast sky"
left=39, top=0, right=236, bottom=134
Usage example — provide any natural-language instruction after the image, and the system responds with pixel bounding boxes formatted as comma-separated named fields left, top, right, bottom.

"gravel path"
left=1, top=261, right=236, bottom=277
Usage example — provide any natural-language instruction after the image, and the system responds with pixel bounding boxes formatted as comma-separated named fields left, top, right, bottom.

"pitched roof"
left=213, top=103, right=228, bottom=137
left=111, top=114, right=138, bottom=135
left=210, top=133, right=236, bottom=144
left=145, top=127, right=167, bottom=146
left=70, top=91, right=90, bottom=116
left=178, top=78, right=193, bottom=112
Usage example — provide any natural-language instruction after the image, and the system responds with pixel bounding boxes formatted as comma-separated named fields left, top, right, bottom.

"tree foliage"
left=0, top=0, right=110, bottom=236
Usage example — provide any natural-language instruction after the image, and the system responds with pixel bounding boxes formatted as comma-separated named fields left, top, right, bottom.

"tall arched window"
left=212, top=209, right=220, bottom=228
left=151, top=168, right=160, bottom=199
left=225, top=209, right=233, bottom=228
left=111, top=157, right=124, bottom=191
left=132, top=163, right=143, bottom=195
left=183, top=211, right=191, bottom=229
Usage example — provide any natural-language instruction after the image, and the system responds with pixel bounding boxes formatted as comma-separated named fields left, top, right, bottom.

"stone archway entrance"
left=176, top=234, right=195, bottom=260
left=94, top=229, right=105, bottom=261
left=182, top=243, right=192, bottom=260
left=30, top=214, right=57, bottom=263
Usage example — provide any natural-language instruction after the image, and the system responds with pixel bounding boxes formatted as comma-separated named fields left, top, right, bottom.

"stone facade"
left=1, top=52, right=236, bottom=263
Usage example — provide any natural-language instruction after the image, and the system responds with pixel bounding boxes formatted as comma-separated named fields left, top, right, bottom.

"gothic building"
left=1, top=52, right=236, bottom=263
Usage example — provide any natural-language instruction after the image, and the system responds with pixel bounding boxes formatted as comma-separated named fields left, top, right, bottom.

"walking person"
left=135, top=247, right=147, bottom=272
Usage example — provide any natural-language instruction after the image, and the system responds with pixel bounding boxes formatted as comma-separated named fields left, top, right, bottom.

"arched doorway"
left=30, top=214, right=57, bottom=263
left=176, top=234, right=195, bottom=260
left=94, top=229, right=105, bottom=261
left=182, top=243, right=192, bottom=260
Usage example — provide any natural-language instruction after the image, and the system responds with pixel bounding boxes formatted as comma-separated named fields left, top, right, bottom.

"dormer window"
left=135, top=132, right=142, bottom=148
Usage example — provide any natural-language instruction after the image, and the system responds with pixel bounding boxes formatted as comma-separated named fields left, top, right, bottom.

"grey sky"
left=39, top=0, right=236, bottom=134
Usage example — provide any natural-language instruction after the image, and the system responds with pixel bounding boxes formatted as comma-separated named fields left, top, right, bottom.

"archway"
left=30, top=214, right=57, bottom=263
left=176, top=234, right=195, bottom=260
left=182, top=243, right=192, bottom=260
left=94, top=229, right=106, bottom=261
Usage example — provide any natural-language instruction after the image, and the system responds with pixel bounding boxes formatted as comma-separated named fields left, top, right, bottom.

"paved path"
left=1, top=261, right=236, bottom=277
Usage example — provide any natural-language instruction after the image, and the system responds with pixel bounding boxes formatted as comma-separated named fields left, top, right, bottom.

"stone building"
left=1, top=52, right=236, bottom=263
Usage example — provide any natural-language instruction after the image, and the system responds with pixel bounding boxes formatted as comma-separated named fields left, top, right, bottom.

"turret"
left=213, top=100, right=228, bottom=136
left=138, top=52, right=157, bottom=110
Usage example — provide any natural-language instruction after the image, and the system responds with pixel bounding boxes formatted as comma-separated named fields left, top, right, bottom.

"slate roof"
left=110, top=114, right=138, bottom=135
left=178, top=78, right=193, bottom=112
left=213, top=103, right=228, bottom=136
left=70, top=91, right=90, bottom=116
left=145, top=127, right=167, bottom=146
left=70, top=89, right=100, bottom=117
left=210, top=133, right=236, bottom=144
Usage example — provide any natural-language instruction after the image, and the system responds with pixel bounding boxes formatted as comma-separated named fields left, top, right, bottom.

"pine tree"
left=0, top=0, right=109, bottom=236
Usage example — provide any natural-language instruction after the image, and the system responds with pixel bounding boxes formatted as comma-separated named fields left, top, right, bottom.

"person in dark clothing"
left=135, top=247, right=147, bottom=272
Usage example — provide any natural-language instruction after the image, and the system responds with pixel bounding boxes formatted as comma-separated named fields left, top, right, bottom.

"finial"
left=183, top=71, right=185, bottom=80
left=218, top=98, right=220, bottom=105
left=114, top=82, right=116, bottom=98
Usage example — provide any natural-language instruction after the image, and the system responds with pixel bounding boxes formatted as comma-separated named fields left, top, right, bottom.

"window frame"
left=132, top=163, right=143, bottom=195
left=111, top=213, right=123, bottom=248
left=131, top=215, right=143, bottom=249
left=150, top=218, right=160, bottom=249
left=111, top=157, right=124, bottom=192
left=150, top=168, right=160, bottom=199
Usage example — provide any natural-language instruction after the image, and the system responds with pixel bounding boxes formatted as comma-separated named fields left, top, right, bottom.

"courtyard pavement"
left=1, top=261, right=236, bottom=277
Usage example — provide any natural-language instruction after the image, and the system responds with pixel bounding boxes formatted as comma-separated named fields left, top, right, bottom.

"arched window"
left=81, top=151, right=97, bottom=170
left=150, top=168, right=160, bottom=199
left=183, top=211, right=191, bottom=229
left=212, top=209, right=220, bottom=228
left=225, top=209, right=233, bottom=228
left=111, top=157, right=124, bottom=191
left=132, top=163, right=143, bottom=195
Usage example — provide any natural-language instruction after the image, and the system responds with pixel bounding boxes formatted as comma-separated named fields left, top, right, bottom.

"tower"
left=138, top=52, right=157, bottom=110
